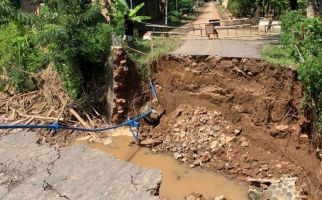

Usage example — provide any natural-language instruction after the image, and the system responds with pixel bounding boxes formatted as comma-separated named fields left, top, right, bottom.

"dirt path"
left=175, top=2, right=275, bottom=57
left=193, top=1, right=223, bottom=24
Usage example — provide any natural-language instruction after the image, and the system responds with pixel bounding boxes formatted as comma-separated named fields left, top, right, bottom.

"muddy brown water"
left=77, top=136, right=248, bottom=200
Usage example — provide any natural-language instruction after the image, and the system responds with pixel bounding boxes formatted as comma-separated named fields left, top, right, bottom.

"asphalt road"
left=171, top=39, right=275, bottom=58
left=0, top=131, right=161, bottom=200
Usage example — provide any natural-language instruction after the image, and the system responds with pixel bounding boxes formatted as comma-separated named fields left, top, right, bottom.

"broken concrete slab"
left=0, top=131, right=161, bottom=200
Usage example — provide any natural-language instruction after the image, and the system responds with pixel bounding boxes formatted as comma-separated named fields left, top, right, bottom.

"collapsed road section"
left=1, top=49, right=321, bottom=200
left=140, top=55, right=322, bottom=200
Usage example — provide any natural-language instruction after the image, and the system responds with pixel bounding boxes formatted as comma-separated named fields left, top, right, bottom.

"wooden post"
left=176, top=0, right=178, bottom=11
left=165, top=0, right=168, bottom=26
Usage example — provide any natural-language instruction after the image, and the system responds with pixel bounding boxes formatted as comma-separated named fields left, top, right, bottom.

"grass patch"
left=261, top=45, right=298, bottom=68
left=127, top=36, right=181, bottom=76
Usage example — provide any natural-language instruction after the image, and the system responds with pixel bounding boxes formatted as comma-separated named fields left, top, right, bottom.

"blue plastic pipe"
left=0, top=110, right=152, bottom=133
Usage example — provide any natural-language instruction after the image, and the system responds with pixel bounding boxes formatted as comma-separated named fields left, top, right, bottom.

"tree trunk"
left=307, top=0, right=317, bottom=18
left=165, top=0, right=168, bottom=25
left=289, top=0, right=298, bottom=10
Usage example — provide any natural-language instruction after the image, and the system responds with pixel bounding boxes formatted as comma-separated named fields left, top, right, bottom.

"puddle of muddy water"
left=77, top=136, right=248, bottom=200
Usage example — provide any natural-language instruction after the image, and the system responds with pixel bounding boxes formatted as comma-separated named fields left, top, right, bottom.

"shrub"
left=0, top=0, right=114, bottom=98
left=169, top=0, right=194, bottom=21
left=0, top=23, right=47, bottom=92
left=280, top=11, right=322, bottom=146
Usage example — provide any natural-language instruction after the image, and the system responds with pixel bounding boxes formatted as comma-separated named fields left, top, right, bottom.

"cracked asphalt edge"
left=42, top=147, right=70, bottom=200
left=0, top=131, right=161, bottom=200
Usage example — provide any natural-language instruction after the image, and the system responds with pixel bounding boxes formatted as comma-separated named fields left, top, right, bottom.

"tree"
left=0, top=0, right=37, bottom=24
left=290, top=0, right=298, bottom=10
left=110, top=0, right=150, bottom=33
left=307, top=0, right=317, bottom=17
left=0, top=0, right=114, bottom=97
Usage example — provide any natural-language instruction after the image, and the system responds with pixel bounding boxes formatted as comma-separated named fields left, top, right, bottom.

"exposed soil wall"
left=109, top=47, right=144, bottom=124
left=142, top=55, right=322, bottom=199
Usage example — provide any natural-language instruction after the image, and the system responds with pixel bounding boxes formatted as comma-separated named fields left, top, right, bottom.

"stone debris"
left=140, top=138, right=162, bottom=147
left=270, top=125, right=290, bottom=139
left=248, top=177, right=302, bottom=200
left=213, top=195, right=226, bottom=200
left=184, top=192, right=206, bottom=200
left=142, top=104, right=307, bottom=186
left=143, top=106, right=242, bottom=169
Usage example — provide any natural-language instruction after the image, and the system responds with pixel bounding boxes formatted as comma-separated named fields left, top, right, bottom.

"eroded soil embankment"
left=142, top=55, right=322, bottom=199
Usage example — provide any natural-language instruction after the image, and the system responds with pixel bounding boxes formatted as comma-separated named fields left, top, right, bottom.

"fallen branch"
left=124, top=45, right=149, bottom=56
left=69, top=108, right=90, bottom=128
left=17, top=112, right=63, bottom=121
left=56, top=102, right=66, bottom=121
left=69, top=108, right=99, bottom=140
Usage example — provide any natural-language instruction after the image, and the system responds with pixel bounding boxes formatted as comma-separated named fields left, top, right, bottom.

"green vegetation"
left=110, top=0, right=150, bottom=34
left=36, top=0, right=113, bottom=98
left=261, top=45, right=297, bottom=67
left=264, top=11, right=322, bottom=146
left=127, top=37, right=181, bottom=76
left=226, top=0, right=309, bottom=18
left=168, top=0, right=195, bottom=22
left=0, top=0, right=113, bottom=98
left=0, top=0, right=153, bottom=99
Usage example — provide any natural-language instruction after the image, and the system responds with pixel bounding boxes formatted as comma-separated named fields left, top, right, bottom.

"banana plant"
left=110, top=0, right=150, bottom=29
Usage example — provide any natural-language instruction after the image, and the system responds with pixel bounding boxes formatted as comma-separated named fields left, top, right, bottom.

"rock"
left=115, top=98, right=126, bottom=103
left=260, top=183, right=269, bottom=190
left=212, top=125, right=221, bottom=132
left=174, top=152, right=183, bottom=160
left=233, top=128, right=242, bottom=135
left=199, top=127, right=206, bottom=132
left=318, top=152, right=322, bottom=160
left=299, top=134, right=308, bottom=144
left=225, top=135, right=236, bottom=143
left=240, top=136, right=247, bottom=142
left=270, top=125, right=289, bottom=139
left=103, top=138, right=113, bottom=146
left=194, top=160, right=201, bottom=166
left=117, top=109, right=124, bottom=114
left=180, top=132, right=186, bottom=138
left=247, top=189, right=259, bottom=200
left=89, top=138, right=95, bottom=143
left=214, top=195, right=226, bottom=200
left=184, top=67, right=191, bottom=72
left=176, top=109, right=183, bottom=117
left=191, top=62, right=198, bottom=67
left=200, top=154, right=211, bottom=163
left=185, top=192, right=206, bottom=200
left=140, top=138, right=162, bottom=147
left=261, top=164, right=269, bottom=171
left=241, top=141, right=249, bottom=147
left=275, top=125, right=289, bottom=132
left=210, top=140, right=219, bottom=149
